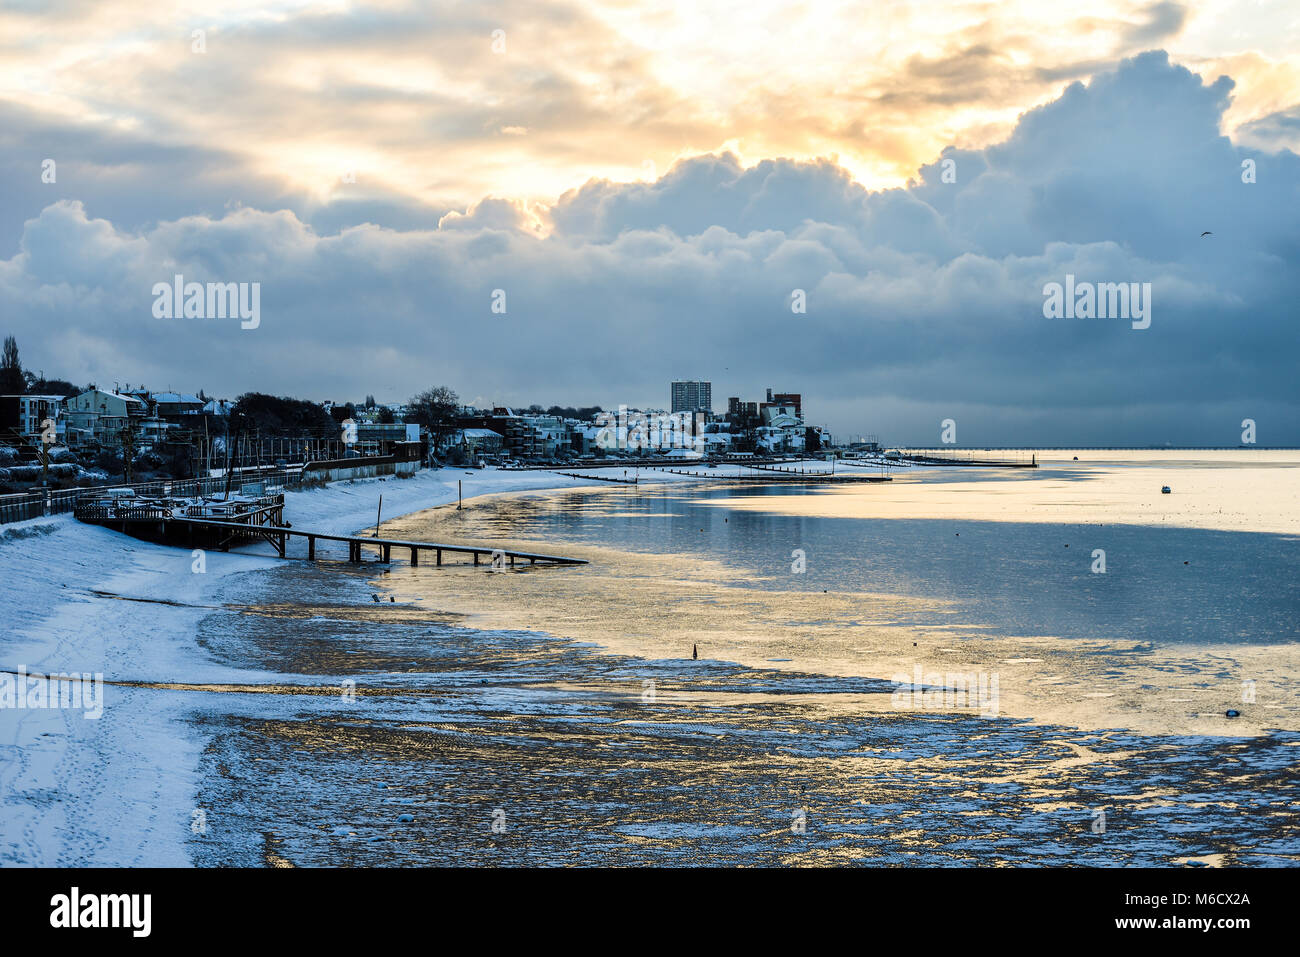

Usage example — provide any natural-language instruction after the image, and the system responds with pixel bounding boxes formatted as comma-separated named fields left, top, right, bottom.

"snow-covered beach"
left=2, top=454, right=1297, bottom=866
left=0, top=467, right=645, bottom=865
left=0, top=463, right=807, bottom=865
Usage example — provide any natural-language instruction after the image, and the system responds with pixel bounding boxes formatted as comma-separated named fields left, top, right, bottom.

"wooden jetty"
left=171, top=519, right=587, bottom=566
left=650, top=466, right=890, bottom=483
left=72, top=492, right=587, bottom=567
left=551, top=470, right=638, bottom=484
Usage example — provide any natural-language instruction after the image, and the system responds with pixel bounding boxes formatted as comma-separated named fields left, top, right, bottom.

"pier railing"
left=71, top=492, right=286, bottom=524
left=1, top=463, right=338, bottom=526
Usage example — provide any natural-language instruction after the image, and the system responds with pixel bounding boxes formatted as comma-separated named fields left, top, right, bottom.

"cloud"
left=549, top=154, right=871, bottom=241
left=4, top=0, right=1296, bottom=225
left=1, top=51, right=1298, bottom=445
left=1237, top=104, right=1300, bottom=154
left=1121, top=2, right=1189, bottom=48
left=438, top=197, right=537, bottom=232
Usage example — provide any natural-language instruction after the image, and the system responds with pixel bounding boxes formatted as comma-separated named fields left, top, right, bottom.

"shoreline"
left=2, top=456, right=1294, bottom=864
left=379, top=470, right=1300, bottom=740
left=0, top=467, right=651, bottom=865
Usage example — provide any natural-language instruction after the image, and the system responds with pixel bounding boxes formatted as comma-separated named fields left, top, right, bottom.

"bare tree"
left=120, top=420, right=139, bottom=483
left=734, top=409, right=761, bottom=453
left=0, top=336, right=23, bottom=394
left=407, top=386, right=459, bottom=451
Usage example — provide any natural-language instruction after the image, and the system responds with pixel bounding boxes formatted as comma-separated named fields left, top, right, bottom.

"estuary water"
left=188, top=453, right=1300, bottom=866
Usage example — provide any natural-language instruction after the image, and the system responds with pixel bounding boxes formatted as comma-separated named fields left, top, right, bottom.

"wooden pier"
left=169, top=518, right=587, bottom=566
left=72, top=492, right=587, bottom=567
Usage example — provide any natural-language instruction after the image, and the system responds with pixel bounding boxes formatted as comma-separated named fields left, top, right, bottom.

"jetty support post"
left=410, top=547, right=419, bottom=566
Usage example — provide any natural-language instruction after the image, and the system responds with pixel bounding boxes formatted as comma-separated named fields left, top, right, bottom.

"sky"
left=1, top=0, right=1298, bottom=445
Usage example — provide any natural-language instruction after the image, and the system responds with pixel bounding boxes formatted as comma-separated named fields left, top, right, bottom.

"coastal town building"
left=62, top=388, right=148, bottom=447
left=761, top=390, right=802, bottom=420
left=456, top=428, right=504, bottom=458
left=671, top=380, right=712, bottom=414
left=2, top=369, right=839, bottom=480
left=0, top=394, right=67, bottom=443
left=354, top=422, right=421, bottom=456
left=152, top=392, right=205, bottom=418
left=457, top=408, right=542, bottom=459
left=521, top=414, right=572, bottom=458
left=761, top=403, right=801, bottom=428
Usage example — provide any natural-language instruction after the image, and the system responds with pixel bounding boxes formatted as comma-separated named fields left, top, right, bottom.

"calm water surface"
left=186, top=466, right=1300, bottom=866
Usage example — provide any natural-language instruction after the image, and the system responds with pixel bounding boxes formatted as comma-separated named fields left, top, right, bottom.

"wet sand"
left=184, top=560, right=1300, bottom=867
left=375, top=470, right=1299, bottom=738
left=180, top=454, right=1300, bottom=866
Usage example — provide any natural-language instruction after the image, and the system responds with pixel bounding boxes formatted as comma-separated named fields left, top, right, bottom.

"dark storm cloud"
left=1, top=52, right=1297, bottom=446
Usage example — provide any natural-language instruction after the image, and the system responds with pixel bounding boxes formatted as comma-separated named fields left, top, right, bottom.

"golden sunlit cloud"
left=0, top=0, right=1297, bottom=212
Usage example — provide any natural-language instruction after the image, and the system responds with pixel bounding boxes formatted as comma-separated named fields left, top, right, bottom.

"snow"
left=0, top=463, right=781, bottom=864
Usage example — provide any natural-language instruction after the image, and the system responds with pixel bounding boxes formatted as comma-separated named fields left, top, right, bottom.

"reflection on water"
left=189, top=560, right=1300, bottom=867
left=185, top=467, right=1300, bottom=866
left=376, top=481, right=1299, bottom=737
left=390, top=481, right=1299, bottom=647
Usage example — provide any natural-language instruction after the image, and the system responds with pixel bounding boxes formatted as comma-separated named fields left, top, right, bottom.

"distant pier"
left=551, top=470, right=638, bottom=484
left=891, top=452, right=1037, bottom=468
left=649, top=466, right=891, bottom=483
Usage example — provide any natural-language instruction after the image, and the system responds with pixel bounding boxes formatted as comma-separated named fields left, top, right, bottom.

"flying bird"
left=1200, top=231, right=1212, bottom=237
